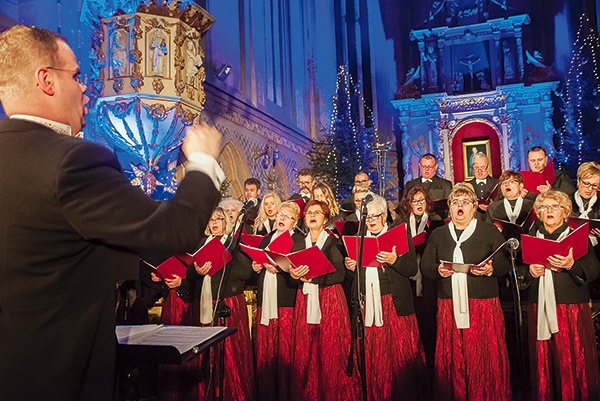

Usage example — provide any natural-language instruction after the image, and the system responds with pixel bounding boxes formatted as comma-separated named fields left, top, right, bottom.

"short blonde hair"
left=0, top=26, right=63, bottom=106
left=577, top=162, right=600, bottom=182
left=534, top=190, right=572, bottom=217
left=279, top=201, right=300, bottom=228
left=448, top=182, right=478, bottom=205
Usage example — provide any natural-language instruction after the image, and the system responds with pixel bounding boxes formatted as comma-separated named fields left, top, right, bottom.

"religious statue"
left=502, top=40, right=516, bottom=82
left=475, top=71, right=491, bottom=90
left=150, top=32, right=168, bottom=76
left=185, top=40, right=203, bottom=86
left=460, top=53, right=481, bottom=91
left=424, top=45, right=438, bottom=89
left=111, top=30, right=127, bottom=77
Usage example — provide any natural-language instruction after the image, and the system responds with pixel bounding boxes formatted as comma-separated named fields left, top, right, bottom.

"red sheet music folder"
left=240, top=231, right=293, bottom=265
left=521, top=159, right=556, bottom=194
left=521, top=221, right=589, bottom=268
left=342, top=223, right=410, bottom=267
left=142, top=256, right=188, bottom=280
left=186, top=237, right=232, bottom=276
left=492, top=208, right=537, bottom=240
left=241, top=232, right=266, bottom=247
left=569, top=216, right=600, bottom=231
left=264, top=247, right=336, bottom=279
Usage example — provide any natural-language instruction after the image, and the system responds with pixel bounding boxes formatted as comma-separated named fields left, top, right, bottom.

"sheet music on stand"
left=117, top=325, right=228, bottom=356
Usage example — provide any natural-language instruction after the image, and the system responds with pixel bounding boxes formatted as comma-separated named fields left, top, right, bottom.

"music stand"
left=116, top=326, right=237, bottom=401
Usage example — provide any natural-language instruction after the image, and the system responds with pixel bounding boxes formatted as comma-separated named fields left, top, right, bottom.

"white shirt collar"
left=476, top=179, right=487, bottom=184
left=10, top=114, right=79, bottom=137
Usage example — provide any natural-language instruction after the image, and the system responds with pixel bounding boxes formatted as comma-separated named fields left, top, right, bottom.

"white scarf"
left=503, top=197, right=524, bottom=224
left=535, top=228, right=569, bottom=340
left=260, top=231, right=284, bottom=325
left=302, top=230, right=329, bottom=324
left=363, top=225, right=388, bottom=327
left=448, top=219, right=477, bottom=329
left=199, top=235, right=228, bottom=324
left=575, top=192, right=598, bottom=246
left=409, top=214, right=427, bottom=297
left=409, top=212, right=429, bottom=236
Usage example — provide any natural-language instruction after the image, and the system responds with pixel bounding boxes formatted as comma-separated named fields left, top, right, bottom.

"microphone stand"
left=212, top=209, right=250, bottom=401
left=346, top=202, right=368, bottom=401
left=508, top=243, right=526, bottom=391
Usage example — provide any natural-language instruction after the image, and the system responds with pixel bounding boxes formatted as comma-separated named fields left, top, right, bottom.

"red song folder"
left=521, top=221, right=589, bottom=268
left=264, top=247, right=337, bottom=279
left=342, top=223, right=410, bottom=267
left=185, top=237, right=232, bottom=276
left=142, top=255, right=188, bottom=280
left=569, top=216, right=600, bottom=231
left=412, top=230, right=427, bottom=247
left=241, top=232, right=267, bottom=247
left=492, top=208, right=537, bottom=240
left=240, top=231, right=293, bottom=265
left=291, top=198, right=307, bottom=219
left=521, top=159, right=556, bottom=194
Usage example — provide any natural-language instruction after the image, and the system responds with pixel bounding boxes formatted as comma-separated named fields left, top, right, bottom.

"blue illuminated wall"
left=0, top=0, right=599, bottom=194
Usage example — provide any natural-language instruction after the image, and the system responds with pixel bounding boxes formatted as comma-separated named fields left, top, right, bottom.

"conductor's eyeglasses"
left=47, top=66, right=83, bottom=84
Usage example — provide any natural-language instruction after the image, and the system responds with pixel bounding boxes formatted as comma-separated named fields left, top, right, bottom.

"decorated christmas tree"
left=556, top=14, right=600, bottom=177
left=309, top=66, right=378, bottom=200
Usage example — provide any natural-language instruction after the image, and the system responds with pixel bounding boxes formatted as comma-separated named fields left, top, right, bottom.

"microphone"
left=240, top=197, right=258, bottom=214
left=361, top=192, right=375, bottom=206
left=507, top=238, right=520, bottom=250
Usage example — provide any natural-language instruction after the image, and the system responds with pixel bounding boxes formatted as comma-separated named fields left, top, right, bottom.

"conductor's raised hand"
left=182, top=120, right=222, bottom=160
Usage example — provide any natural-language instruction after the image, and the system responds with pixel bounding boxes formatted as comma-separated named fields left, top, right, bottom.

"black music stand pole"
left=509, top=244, right=526, bottom=391
left=347, top=203, right=368, bottom=401
left=213, top=209, right=250, bottom=401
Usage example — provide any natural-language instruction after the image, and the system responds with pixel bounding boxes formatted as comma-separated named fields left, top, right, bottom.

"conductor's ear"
left=35, top=67, right=55, bottom=96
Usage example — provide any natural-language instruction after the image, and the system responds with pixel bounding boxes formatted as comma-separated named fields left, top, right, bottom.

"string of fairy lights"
left=560, top=13, right=600, bottom=167
left=326, top=65, right=381, bottom=194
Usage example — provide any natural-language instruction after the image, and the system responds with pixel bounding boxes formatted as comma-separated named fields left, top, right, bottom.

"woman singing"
left=421, top=183, right=512, bottom=401
left=188, top=207, right=256, bottom=401
left=344, top=194, right=426, bottom=401
left=288, top=200, right=360, bottom=401
left=525, top=190, right=600, bottom=401
left=254, top=192, right=282, bottom=235
left=252, top=201, right=303, bottom=401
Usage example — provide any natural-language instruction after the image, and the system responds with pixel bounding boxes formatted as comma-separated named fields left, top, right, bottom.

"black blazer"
left=0, top=119, right=220, bottom=401
left=404, top=175, right=453, bottom=201
left=421, top=220, right=511, bottom=299
left=254, top=231, right=305, bottom=307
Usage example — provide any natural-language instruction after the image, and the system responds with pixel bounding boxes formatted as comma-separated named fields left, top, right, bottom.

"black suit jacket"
left=0, top=120, right=220, bottom=401
left=403, top=175, right=453, bottom=201
left=467, top=176, right=499, bottom=221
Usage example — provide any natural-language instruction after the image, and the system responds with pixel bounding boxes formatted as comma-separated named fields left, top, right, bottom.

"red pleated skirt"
left=529, top=303, right=600, bottom=401
left=364, top=294, right=428, bottom=401
left=160, top=289, right=191, bottom=325
left=434, top=297, right=512, bottom=401
left=289, top=284, right=361, bottom=401
left=197, top=293, right=256, bottom=401
left=255, top=306, right=294, bottom=401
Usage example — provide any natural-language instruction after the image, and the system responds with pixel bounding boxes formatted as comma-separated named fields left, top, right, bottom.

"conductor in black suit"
left=403, top=153, right=453, bottom=201
left=466, top=152, right=499, bottom=221
left=0, top=26, right=223, bottom=401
